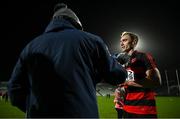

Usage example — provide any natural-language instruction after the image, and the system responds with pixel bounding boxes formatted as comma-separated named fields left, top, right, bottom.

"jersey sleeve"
left=143, top=53, right=157, bottom=70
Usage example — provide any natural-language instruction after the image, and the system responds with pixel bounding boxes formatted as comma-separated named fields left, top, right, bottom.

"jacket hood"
left=53, top=3, right=82, bottom=30
left=45, top=18, right=77, bottom=33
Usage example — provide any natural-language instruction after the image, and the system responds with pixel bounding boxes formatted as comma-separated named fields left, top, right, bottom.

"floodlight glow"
left=110, top=27, right=153, bottom=53
left=136, top=38, right=146, bottom=51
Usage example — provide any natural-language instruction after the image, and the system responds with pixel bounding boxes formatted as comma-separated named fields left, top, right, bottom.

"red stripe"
left=146, top=53, right=156, bottom=68
left=126, top=92, right=156, bottom=100
left=123, top=105, right=157, bottom=114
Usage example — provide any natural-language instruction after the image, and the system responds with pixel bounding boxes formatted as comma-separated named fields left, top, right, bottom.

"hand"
left=114, top=99, right=118, bottom=103
left=124, top=81, right=143, bottom=87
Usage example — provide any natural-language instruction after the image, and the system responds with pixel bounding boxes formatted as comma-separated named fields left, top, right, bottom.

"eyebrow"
left=120, top=38, right=127, bottom=41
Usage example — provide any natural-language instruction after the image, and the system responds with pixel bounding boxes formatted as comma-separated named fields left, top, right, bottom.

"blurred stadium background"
left=0, top=68, right=180, bottom=118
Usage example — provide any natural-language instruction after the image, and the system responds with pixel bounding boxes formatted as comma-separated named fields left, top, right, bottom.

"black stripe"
left=123, top=110, right=157, bottom=118
left=134, top=73, right=145, bottom=79
left=125, top=99, right=156, bottom=106
left=127, top=86, right=151, bottom=92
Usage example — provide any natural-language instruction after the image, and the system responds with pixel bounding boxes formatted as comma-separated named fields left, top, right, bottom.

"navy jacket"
left=8, top=18, right=127, bottom=118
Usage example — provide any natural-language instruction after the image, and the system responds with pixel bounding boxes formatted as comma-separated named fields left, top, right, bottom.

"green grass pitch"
left=0, top=96, right=180, bottom=118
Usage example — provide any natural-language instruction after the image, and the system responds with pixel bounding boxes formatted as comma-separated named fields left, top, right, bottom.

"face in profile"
left=120, top=34, right=136, bottom=53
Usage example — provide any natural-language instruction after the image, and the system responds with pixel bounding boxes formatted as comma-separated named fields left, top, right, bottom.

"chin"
left=122, top=50, right=127, bottom=53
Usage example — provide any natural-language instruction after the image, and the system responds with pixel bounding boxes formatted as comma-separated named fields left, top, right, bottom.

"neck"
left=126, top=49, right=135, bottom=56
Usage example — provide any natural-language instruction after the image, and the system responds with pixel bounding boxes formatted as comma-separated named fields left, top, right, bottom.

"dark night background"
left=1, top=0, right=180, bottom=82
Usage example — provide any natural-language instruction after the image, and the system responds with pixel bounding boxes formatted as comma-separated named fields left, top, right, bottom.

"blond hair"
left=121, top=31, right=139, bottom=43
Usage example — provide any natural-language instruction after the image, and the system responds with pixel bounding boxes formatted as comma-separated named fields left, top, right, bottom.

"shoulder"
left=81, top=31, right=103, bottom=42
left=76, top=30, right=107, bottom=49
left=135, top=50, right=157, bottom=68
left=134, top=50, right=154, bottom=59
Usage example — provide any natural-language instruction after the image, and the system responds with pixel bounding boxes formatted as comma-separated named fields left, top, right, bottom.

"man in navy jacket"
left=8, top=3, right=127, bottom=118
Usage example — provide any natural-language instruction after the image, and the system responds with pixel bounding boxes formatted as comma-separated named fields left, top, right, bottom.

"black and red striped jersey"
left=123, top=50, right=158, bottom=115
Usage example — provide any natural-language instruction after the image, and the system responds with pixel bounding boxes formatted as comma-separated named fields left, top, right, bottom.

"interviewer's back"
left=8, top=3, right=127, bottom=118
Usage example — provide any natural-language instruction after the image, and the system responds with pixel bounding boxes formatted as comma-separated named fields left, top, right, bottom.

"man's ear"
left=132, top=39, right=137, bottom=46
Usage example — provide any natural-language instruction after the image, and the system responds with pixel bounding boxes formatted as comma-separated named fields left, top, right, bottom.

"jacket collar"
left=45, top=18, right=77, bottom=33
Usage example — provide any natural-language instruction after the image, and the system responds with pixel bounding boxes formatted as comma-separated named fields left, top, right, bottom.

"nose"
left=120, top=41, right=124, bottom=47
